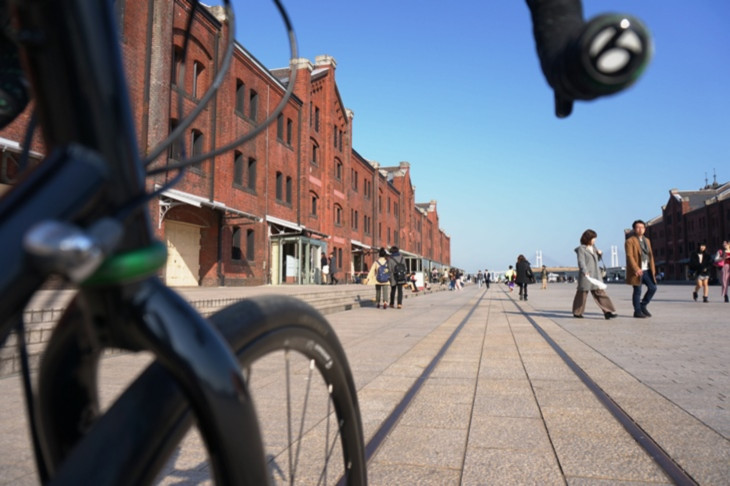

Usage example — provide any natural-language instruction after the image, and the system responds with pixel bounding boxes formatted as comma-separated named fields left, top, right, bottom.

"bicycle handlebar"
left=526, top=0, right=652, bottom=117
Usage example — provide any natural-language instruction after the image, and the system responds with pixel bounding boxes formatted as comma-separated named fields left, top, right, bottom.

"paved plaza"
left=1, top=281, right=728, bottom=484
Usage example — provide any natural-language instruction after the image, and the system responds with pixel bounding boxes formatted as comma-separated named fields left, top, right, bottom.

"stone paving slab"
left=0, top=282, right=727, bottom=484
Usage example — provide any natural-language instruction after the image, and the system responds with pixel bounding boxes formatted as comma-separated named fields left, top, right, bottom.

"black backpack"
left=393, top=258, right=407, bottom=284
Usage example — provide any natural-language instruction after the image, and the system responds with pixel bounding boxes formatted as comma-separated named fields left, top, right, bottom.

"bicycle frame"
left=1, top=0, right=269, bottom=483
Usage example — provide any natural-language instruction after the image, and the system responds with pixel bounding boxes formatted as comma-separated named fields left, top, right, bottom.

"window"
left=352, top=170, right=358, bottom=192
left=172, top=47, right=183, bottom=86
left=246, top=229, right=255, bottom=261
left=235, top=79, right=245, bottom=114
left=335, top=204, right=343, bottom=226
left=191, top=129, right=204, bottom=170
left=231, top=227, right=242, bottom=261
left=276, top=114, right=284, bottom=141
left=286, top=118, right=293, bottom=145
left=314, top=106, right=320, bottom=132
left=192, top=129, right=204, bottom=156
left=285, top=176, right=292, bottom=204
left=169, top=119, right=181, bottom=160
left=333, top=125, right=337, bottom=148
left=311, top=142, right=319, bottom=165
left=233, top=151, right=243, bottom=186
left=335, top=159, right=342, bottom=181
left=276, top=171, right=283, bottom=201
left=310, top=192, right=318, bottom=216
left=192, top=61, right=204, bottom=99
left=249, top=90, right=258, bottom=121
left=247, top=157, right=257, bottom=191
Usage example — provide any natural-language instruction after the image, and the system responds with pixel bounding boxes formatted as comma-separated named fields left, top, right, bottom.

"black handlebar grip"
left=526, top=0, right=652, bottom=117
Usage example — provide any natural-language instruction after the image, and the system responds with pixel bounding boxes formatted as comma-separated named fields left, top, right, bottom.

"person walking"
left=515, top=254, right=533, bottom=301
left=625, top=219, right=657, bottom=318
left=572, top=229, right=618, bottom=319
left=484, top=270, right=490, bottom=289
left=716, top=241, right=730, bottom=303
left=540, top=265, right=548, bottom=289
left=504, top=265, right=516, bottom=292
left=364, top=248, right=391, bottom=308
left=387, top=246, right=407, bottom=309
left=320, top=252, right=329, bottom=284
left=689, top=242, right=713, bottom=303
left=328, top=251, right=339, bottom=285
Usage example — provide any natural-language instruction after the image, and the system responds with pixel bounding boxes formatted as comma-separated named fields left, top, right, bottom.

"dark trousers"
left=375, top=285, right=386, bottom=305
left=518, top=282, right=528, bottom=298
left=390, top=284, right=403, bottom=306
left=632, top=271, right=657, bottom=312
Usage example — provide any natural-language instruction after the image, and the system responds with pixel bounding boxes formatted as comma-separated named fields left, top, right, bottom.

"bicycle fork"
left=36, top=277, right=270, bottom=485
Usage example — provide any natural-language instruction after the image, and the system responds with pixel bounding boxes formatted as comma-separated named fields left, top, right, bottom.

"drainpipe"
left=217, top=211, right=225, bottom=286
left=212, top=27, right=222, bottom=285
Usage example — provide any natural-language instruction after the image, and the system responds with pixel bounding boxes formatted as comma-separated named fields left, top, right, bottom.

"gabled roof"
left=669, top=182, right=730, bottom=211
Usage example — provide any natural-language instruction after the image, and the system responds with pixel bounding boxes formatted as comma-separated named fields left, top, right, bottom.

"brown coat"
left=625, top=235, right=656, bottom=286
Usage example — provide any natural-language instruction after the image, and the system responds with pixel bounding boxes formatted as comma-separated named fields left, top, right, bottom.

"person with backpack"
left=364, top=248, right=391, bottom=308
left=387, top=246, right=407, bottom=309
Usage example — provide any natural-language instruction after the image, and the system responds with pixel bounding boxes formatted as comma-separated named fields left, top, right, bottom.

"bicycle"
left=0, top=0, right=366, bottom=484
left=0, top=0, right=650, bottom=484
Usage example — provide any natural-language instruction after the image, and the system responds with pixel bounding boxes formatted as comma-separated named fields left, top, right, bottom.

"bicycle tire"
left=212, top=296, right=367, bottom=485
left=44, top=294, right=366, bottom=486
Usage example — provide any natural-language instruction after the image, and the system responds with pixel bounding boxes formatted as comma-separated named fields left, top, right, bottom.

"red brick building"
left=645, top=181, right=730, bottom=281
left=0, top=0, right=451, bottom=286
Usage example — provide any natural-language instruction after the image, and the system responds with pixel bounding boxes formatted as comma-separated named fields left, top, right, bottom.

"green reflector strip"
left=83, top=241, right=167, bottom=286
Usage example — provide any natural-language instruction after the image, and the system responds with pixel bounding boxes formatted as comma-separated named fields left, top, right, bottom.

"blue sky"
left=234, top=0, right=730, bottom=272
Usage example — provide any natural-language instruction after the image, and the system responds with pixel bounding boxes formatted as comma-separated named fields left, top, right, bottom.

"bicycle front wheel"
left=210, top=295, right=367, bottom=485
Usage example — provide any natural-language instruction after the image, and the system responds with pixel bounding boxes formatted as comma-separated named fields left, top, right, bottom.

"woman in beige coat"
left=364, top=248, right=391, bottom=308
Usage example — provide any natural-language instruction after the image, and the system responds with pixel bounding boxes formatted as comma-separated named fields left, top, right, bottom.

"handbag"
left=714, top=251, right=725, bottom=267
left=322, top=265, right=329, bottom=275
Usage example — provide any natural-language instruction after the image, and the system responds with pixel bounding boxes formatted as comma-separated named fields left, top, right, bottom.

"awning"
left=351, top=240, right=371, bottom=250
left=265, top=215, right=302, bottom=232
left=157, top=185, right=261, bottom=227
left=302, top=226, right=329, bottom=239
left=0, top=136, right=43, bottom=158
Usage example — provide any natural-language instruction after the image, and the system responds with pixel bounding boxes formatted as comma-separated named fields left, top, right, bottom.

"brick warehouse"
left=645, top=180, right=730, bottom=281
left=0, top=0, right=451, bottom=286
